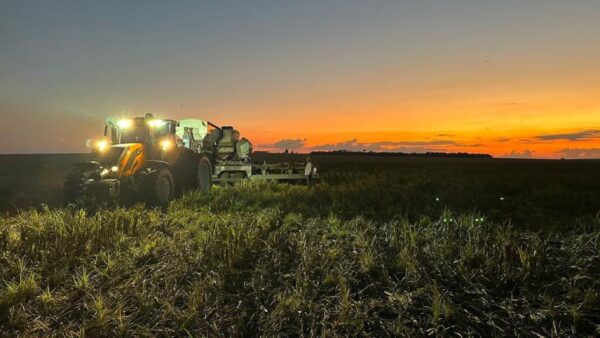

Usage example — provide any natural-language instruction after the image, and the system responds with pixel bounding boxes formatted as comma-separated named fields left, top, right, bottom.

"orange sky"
left=240, top=82, right=600, bottom=158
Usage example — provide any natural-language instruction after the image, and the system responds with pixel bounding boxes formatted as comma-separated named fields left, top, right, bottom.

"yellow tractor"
left=64, top=114, right=210, bottom=206
left=64, top=114, right=318, bottom=207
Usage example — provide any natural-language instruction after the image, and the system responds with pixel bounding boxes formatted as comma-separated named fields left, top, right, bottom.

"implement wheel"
left=197, top=158, right=212, bottom=192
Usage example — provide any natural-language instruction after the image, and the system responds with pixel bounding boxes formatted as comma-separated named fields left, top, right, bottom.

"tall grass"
left=1, top=181, right=599, bottom=336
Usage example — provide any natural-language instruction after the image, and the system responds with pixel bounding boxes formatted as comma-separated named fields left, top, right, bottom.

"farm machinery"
left=64, top=114, right=318, bottom=206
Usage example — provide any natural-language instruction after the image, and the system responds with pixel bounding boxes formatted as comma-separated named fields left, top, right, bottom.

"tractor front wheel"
left=63, top=164, right=98, bottom=206
left=145, top=168, right=174, bottom=206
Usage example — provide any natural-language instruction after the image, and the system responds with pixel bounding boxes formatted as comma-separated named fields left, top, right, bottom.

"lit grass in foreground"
left=0, top=182, right=599, bottom=336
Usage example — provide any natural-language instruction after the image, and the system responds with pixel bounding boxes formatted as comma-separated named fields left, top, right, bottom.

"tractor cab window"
left=149, top=122, right=171, bottom=139
left=119, top=123, right=149, bottom=143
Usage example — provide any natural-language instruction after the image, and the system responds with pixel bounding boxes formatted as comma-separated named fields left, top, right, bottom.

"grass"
left=0, top=154, right=599, bottom=335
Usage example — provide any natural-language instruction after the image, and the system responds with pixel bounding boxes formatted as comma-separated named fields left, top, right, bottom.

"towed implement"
left=64, top=114, right=318, bottom=206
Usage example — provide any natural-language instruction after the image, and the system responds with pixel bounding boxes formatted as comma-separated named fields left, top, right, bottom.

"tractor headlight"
left=111, top=166, right=119, bottom=173
left=161, top=140, right=172, bottom=151
left=117, top=119, right=133, bottom=129
left=101, top=168, right=109, bottom=176
left=96, top=140, right=108, bottom=152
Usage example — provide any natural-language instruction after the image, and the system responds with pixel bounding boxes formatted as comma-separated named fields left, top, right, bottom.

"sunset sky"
left=1, top=0, right=599, bottom=158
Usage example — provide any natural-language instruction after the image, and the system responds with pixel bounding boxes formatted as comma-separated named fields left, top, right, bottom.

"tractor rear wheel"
left=145, top=168, right=174, bottom=206
left=172, top=149, right=198, bottom=196
left=197, top=158, right=212, bottom=192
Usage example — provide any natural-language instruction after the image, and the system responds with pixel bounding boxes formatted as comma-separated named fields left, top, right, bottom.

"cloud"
left=261, top=138, right=306, bottom=151
left=536, top=130, right=600, bottom=141
left=310, top=138, right=458, bottom=153
left=559, top=148, right=600, bottom=159
left=505, top=150, right=534, bottom=158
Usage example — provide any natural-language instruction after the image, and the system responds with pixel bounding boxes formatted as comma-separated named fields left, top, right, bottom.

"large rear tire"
left=145, top=168, right=175, bottom=206
left=172, top=149, right=198, bottom=196
left=197, top=158, right=212, bottom=192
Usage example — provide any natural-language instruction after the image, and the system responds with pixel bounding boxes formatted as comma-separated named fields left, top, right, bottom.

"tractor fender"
left=145, top=160, right=172, bottom=172
left=138, top=160, right=174, bottom=187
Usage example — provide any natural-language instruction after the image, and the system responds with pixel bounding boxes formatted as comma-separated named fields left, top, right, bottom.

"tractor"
left=65, top=114, right=205, bottom=206
left=64, top=114, right=318, bottom=207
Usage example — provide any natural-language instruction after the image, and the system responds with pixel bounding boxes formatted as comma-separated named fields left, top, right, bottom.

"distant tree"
left=309, top=150, right=492, bottom=158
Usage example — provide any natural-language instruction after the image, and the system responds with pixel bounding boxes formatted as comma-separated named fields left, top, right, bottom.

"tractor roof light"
left=117, top=119, right=133, bottom=129
left=147, top=119, right=166, bottom=128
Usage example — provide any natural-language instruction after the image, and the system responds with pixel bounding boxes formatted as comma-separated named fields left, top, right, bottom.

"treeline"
left=309, top=150, right=492, bottom=158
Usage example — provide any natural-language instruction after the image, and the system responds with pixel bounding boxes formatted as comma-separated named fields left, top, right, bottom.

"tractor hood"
left=96, top=143, right=146, bottom=179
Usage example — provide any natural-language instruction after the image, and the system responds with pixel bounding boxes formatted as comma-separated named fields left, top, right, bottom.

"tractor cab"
left=67, top=115, right=186, bottom=207
left=89, top=114, right=181, bottom=167
left=103, top=115, right=177, bottom=152
left=66, top=113, right=317, bottom=208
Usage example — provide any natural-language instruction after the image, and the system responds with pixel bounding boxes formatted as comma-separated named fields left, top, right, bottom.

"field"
left=1, top=154, right=599, bottom=336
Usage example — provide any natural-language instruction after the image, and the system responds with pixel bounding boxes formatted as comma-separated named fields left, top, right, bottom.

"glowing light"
left=161, top=139, right=172, bottom=151
left=101, top=169, right=109, bottom=176
left=111, top=166, right=119, bottom=172
left=96, top=140, right=108, bottom=152
left=117, top=119, right=133, bottom=129
left=147, top=119, right=166, bottom=128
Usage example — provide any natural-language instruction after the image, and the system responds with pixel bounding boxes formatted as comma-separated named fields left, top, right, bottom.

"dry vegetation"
left=1, top=155, right=599, bottom=336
